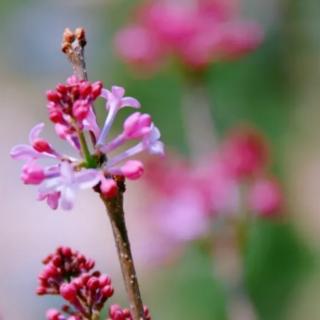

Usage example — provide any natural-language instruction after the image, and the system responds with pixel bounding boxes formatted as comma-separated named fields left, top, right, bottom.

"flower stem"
left=102, top=192, right=146, bottom=320
left=78, top=130, right=96, bottom=168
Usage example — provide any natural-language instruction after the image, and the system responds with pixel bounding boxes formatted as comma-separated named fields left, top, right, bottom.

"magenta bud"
left=52, top=255, right=62, bottom=267
left=81, top=273, right=90, bottom=285
left=91, top=81, right=103, bottom=99
left=60, top=283, right=77, bottom=301
left=87, top=277, right=99, bottom=290
left=102, top=285, right=114, bottom=298
left=49, top=110, right=64, bottom=124
left=36, top=286, right=47, bottom=295
left=56, top=83, right=68, bottom=94
left=46, top=309, right=61, bottom=320
left=46, top=90, right=61, bottom=103
left=72, top=277, right=83, bottom=288
left=33, top=139, right=52, bottom=153
left=80, top=83, right=92, bottom=97
left=99, top=275, right=111, bottom=286
left=61, top=247, right=72, bottom=257
left=85, top=259, right=95, bottom=270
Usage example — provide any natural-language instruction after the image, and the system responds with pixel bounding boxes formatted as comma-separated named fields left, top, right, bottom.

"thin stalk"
left=78, top=130, right=96, bottom=168
left=102, top=192, right=146, bottom=320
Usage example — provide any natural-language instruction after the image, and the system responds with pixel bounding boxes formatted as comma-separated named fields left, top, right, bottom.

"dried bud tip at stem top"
left=63, top=28, right=75, bottom=43
left=62, top=27, right=87, bottom=47
left=75, top=27, right=87, bottom=47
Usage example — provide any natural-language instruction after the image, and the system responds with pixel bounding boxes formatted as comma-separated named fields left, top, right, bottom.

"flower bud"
left=120, top=160, right=144, bottom=180
left=60, top=283, right=77, bottom=302
left=33, top=139, right=52, bottom=153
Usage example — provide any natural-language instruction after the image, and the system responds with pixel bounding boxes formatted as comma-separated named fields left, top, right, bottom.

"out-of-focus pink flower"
left=115, top=25, right=165, bottom=69
left=115, top=0, right=264, bottom=71
left=222, top=128, right=268, bottom=179
left=154, top=189, right=209, bottom=241
left=248, top=178, right=282, bottom=216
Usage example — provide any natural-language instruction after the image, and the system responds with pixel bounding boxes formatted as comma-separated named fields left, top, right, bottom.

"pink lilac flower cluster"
left=10, top=77, right=164, bottom=210
left=145, top=127, right=282, bottom=243
left=115, top=0, right=263, bottom=71
left=38, top=247, right=151, bottom=320
left=38, top=246, right=113, bottom=319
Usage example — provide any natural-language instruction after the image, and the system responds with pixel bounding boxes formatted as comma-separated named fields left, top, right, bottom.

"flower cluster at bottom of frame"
left=38, top=246, right=151, bottom=320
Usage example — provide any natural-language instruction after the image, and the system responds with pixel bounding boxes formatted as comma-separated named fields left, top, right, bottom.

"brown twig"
left=62, top=28, right=146, bottom=320
left=102, top=188, right=146, bottom=320
left=62, top=27, right=88, bottom=81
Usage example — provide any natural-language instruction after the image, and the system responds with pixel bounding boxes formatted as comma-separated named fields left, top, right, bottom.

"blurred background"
left=1, top=0, right=320, bottom=319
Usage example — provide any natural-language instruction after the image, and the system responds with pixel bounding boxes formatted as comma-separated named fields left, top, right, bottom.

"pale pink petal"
left=120, top=97, right=141, bottom=109
left=111, top=86, right=125, bottom=98
left=60, top=186, right=76, bottom=210
left=74, top=169, right=100, bottom=189
left=120, top=160, right=144, bottom=180
left=60, top=162, right=74, bottom=184
left=10, top=144, right=39, bottom=160
left=29, top=123, right=45, bottom=144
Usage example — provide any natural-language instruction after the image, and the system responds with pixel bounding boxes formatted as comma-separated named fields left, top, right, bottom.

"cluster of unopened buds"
left=38, top=247, right=150, bottom=320
left=10, top=76, right=164, bottom=210
left=145, top=128, right=282, bottom=243
left=115, top=0, right=263, bottom=70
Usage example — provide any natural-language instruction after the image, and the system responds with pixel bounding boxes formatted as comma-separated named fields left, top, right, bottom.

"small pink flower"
left=223, top=128, right=268, bottom=179
left=115, top=0, right=264, bottom=71
left=110, top=160, right=144, bottom=180
left=97, top=86, right=141, bottom=147
left=123, top=112, right=152, bottom=139
left=10, top=123, right=59, bottom=161
left=11, top=78, right=164, bottom=210
left=115, top=25, right=164, bottom=68
left=21, top=161, right=46, bottom=185
left=38, top=162, right=100, bottom=210
left=248, top=178, right=282, bottom=216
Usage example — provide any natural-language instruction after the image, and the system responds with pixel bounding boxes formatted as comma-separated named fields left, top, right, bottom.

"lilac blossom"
left=11, top=77, right=164, bottom=210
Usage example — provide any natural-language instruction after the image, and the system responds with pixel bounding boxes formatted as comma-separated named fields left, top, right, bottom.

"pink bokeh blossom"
left=115, top=0, right=263, bottom=71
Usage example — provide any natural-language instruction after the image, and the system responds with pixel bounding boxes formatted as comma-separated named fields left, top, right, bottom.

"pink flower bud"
left=33, top=139, right=52, bottom=153
left=123, top=112, right=152, bottom=139
left=91, top=81, right=103, bottom=99
left=87, top=277, right=99, bottom=290
left=37, top=286, right=47, bottom=295
left=120, top=160, right=144, bottom=180
left=49, top=110, right=64, bottom=124
left=46, top=309, right=61, bottom=320
left=56, top=83, right=68, bottom=95
left=99, top=274, right=111, bottom=286
left=61, top=246, right=72, bottom=257
left=79, top=83, right=92, bottom=97
left=72, top=101, right=90, bottom=121
left=101, top=285, right=114, bottom=298
left=46, top=90, right=61, bottom=103
left=100, top=178, right=118, bottom=198
left=223, top=128, right=268, bottom=178
left=248, top=178, right=282, bottom=217
left=60, top=283, right=77, bottom=302
left=21, top=162, right=45, bottom=185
